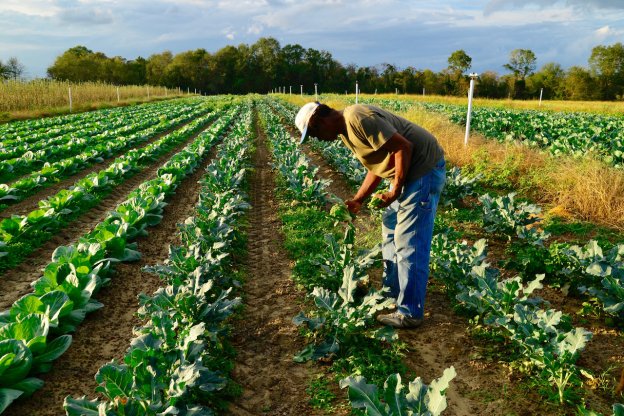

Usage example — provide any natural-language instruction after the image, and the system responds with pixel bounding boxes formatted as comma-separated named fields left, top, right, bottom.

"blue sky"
left=1, top=0, right=623, bottom=78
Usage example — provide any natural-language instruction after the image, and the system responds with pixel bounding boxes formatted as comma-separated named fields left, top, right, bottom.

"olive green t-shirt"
left=341, top=104, right=444, bottom=180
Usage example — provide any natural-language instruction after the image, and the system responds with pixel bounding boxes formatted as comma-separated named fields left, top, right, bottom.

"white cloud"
left=222, top=27, right=236, bottom=40
left=595, top=24, right=624, bottom=38
left=0, top=0, right=59, bottom=17
left=247, top=22, right=263, bottom=35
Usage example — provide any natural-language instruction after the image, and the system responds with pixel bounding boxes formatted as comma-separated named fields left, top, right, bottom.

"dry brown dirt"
left=227, top=115, right=321, bottom=416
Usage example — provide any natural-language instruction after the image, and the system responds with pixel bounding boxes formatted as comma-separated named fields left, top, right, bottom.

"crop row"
left=0, top=104, right=147, bottom=158
left=259, top=99, right=456, bottom=415
left=0, top=104, right=149, bottom=145
left=0, top=102, right=241, bottom=413
left=0, top=102, right=215, bottom=209
left=0, top=99, right=210, bottom=182
left=0, top=106, right=227, bottom=273
left=64, top=102, right=253, bottom=415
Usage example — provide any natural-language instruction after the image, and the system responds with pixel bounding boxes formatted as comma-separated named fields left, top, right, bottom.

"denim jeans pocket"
left=417, top=176, right=433, bottom=212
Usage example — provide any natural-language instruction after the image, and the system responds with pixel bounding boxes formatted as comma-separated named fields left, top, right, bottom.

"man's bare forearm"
left=352, top=170, right=382, bottom=203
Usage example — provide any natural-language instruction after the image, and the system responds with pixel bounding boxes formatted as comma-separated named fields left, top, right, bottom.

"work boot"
left=376, top=312, right=423, bottom=328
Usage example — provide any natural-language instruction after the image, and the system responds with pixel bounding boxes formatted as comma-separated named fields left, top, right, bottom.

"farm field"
left=0, top=95, right=622, bottom=416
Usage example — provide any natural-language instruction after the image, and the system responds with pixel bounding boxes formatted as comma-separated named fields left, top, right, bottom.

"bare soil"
left=0, top=120, right=215, bottom=310
left=227, top=115, right=321, bottom=416
left=4, top=123, right=222, bottom=416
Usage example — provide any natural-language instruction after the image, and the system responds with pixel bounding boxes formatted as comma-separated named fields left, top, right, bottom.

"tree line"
left=5, top=38, right=624, bottom=100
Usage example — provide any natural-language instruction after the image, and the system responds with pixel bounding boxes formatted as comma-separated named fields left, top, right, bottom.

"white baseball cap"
left=295, top=101, right=320, bottom=144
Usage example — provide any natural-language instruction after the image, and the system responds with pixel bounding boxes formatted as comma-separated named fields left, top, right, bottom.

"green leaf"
left=425, top=366, right=457, bottom=416
left=95, top=363, right=133, bottom=400
left=0, top=388, right=23, bottom=413
left=0, top=340, right=33, bottom=386
left=339, top=375, right=387, bottom=416
left=11, top=377, right=44, bottom=397
left=10, top=295, right=45, bottom=318
left=63, top=396, right=106, bottom=416
left=34, top=335, right=72, bottom=364
left=384, top=374, right=406, bottom=416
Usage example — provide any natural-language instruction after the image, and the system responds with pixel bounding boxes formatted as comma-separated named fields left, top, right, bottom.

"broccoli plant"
left=479, top=192, right=549, bottom=245
left=339, top=367, right=457, bottom=416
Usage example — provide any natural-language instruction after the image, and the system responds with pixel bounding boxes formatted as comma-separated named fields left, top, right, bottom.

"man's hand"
left=375, top=188, right=400, bottom=208
left=345, top=199, right=363, bottom=214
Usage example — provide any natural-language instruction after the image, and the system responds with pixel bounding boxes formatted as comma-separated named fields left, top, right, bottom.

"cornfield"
left=0, top=79, right=185, bottom=112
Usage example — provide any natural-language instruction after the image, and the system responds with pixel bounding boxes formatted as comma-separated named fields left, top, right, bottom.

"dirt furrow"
left=0, top=115, right=202, bottom=220
left=0, top=120, right=215, bottom=310
left=4, top=125, right=223, bottom=416
left=228, top=114, right=319, bottom=416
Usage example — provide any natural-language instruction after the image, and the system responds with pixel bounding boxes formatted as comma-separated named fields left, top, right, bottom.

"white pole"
left=423, top=87, right=425, bottom=96
left=374, top=88, right=377, bottom=95
left=116, top=86, right=120, bottom=102
left=300, top=84, right=303, bottom=96
left=395, top=88, right=398, bottom=95
left=314, top=83, right=318, bottom=101
left=355, top=81, right=359, bottom=104
left=289, top=85, right=292, bottom=95
left=464, top=73, right=478, bottom=146
left=68, top=87, right=72, bottom=113
left=539, top=88, right=543, bottom=107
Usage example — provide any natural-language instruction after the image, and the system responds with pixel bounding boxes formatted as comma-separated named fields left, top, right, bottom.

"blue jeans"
left=382, top=158, right=446, bottom=318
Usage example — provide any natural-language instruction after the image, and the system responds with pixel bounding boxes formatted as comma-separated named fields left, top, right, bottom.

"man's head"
left=295, top=102, right=342, bottom=143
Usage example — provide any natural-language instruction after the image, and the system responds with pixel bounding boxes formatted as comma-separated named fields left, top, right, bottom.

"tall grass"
left=0, top=79, right=185, bottom=113
left=281, top=94, right=624, bottom=229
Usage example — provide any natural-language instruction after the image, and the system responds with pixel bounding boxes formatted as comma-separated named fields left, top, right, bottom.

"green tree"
left=146, top=51, right=173, bottom=86
left=0, top=59, right=9, bottom=79
left=5, top=57, right=25, bottom=80
left=447, top=50, right=472, bottom=73
left=477, top=71, right=506, bottom=98
left=589, top=42, right=624, bottom=99
left=47, top=46, right=103, bottom=81
left=527, top=62, right=565, bottom=99
left=563, top=66, right=599, bottom=100
left=504, top=48, right=537, bottom=79
left=504, top=49, right=537, bottom=98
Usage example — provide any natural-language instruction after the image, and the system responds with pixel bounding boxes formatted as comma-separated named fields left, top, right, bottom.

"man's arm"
left=377, top=132, right=413, bottom=207
left=345, top=170, right=382, bottom=214
left=345, top=132, right=413, bottom=213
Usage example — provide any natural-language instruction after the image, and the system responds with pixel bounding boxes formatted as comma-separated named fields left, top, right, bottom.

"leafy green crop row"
left=260, top=98, right=456, bottom=415
left=0, top=107, right=225, bottom=273
left=0, top=99, right=211, bottom=183
left=63, top=102, right=253, bottom=416
left=0, top=102, right=160, bottom=145
left=0, top=102, right=214, bottom=208
left=0, top=102, right=241, bottom=413
left=0, top=103, right=150, bottom=160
